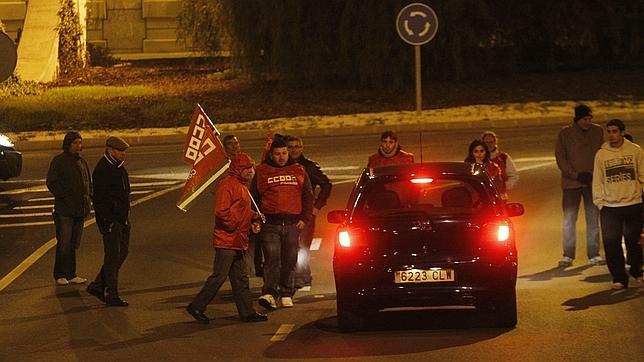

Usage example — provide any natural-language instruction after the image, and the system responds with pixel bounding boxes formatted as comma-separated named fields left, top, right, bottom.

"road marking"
left=332, top=179, right=357, bottom=185
left=29, top=196, right=54, bottom=202
left=517, top=161, right=555, bottom=172
left=13, top=204, right=53, bottom=210
left=0, top=183, right=184, bottom=292
left=0, top=181, right=181, bottom=196
left=323, top=166, right=360, bottom=171
left=514, top=156, right=556, bottom=162
left=0, top=221, right=54, bottom=228
left=270, top=324, right=295, bottom=342
left=0, top=212, right=51, bottom=218
left=131, top=190, right=154, bottom=195
left=310, top=238, right=322, bottom=251
left=329, top=174, right=360, bottom=179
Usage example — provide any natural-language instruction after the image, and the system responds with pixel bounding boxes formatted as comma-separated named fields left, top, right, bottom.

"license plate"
left=394, top=269, right=455, bottom=283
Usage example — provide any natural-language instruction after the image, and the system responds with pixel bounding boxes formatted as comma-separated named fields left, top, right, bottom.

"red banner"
left=176, top=104, right=230, bottom=211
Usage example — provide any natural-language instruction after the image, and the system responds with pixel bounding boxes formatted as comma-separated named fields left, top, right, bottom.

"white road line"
left=323, top=166, right=360, bottom=171
left=0, top=212, right=51, bottom=218
left=329, top=174, right=360, bottom=179
left=270, top=324, right=295, bottom=342
left=516, top=161, right=555, bottom=172
left=131, top=181, right=182, bottom=187
left=514, top=156, right=556, bottom=162
left=0, top=181, right=181, bottom=196
left=310, top=238, right=322, bottom=251
left=13, top=205, right=53, bottom=210
left=0, top=221, right=54, bottom=228
left=131, top=190, right=154, bottom=195
left=28, top=196, right=54, bottom=202
left=332, top=179, right=357, bottom=185
left=0, top=183, right=184, bottom=291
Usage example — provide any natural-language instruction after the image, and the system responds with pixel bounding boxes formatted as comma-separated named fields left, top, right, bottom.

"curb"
left=9, top=113, right=643, bottom=152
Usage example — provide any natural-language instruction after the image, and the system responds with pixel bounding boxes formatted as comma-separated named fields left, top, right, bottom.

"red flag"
left=176, top=104, right=230, bottom=212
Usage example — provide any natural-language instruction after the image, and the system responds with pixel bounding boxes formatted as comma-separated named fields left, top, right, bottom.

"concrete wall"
left=1, top=0, right=195, bottom=59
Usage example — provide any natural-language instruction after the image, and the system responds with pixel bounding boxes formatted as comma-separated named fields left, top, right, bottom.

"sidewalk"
left=10, top=100, right=644, bottom=151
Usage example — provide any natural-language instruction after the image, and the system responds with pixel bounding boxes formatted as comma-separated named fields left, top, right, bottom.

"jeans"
left=295, top=215, right=316, bottom=287
left=600, top=204, right=643, bottom=286
left=93, top=221, right=130, bottom=298
left=53, top=213, right=84, bottom=280
left=562, top=187, right=600, bottom=259
left=260, top=223, right=300, bottom=299
left=191, top=249, right=255, bottom=319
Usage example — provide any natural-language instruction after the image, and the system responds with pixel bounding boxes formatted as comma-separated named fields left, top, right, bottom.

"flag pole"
left=248, top=189, right=266, bottom=223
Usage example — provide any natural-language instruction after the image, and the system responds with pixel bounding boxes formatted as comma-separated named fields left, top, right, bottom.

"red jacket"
left=212, top=175, right=254, bottom=250
left=367, top=149, right=414, bottom=168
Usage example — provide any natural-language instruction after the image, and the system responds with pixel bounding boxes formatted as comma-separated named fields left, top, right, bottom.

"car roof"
left=364, top=162, right=483, bottom=179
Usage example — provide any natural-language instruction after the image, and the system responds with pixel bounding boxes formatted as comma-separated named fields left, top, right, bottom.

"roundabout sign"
left=396, top=3, right=439, bottom=46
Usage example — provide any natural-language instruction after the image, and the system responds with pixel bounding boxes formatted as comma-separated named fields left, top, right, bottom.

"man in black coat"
left=86, top=136, right=132, bottom=307
left=46, top=131, right=92, bottom=286
left=286, top=135, right=332, bottom=289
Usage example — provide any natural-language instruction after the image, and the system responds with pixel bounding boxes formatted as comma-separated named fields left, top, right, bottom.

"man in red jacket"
left=251, top=138, right=314, bottom=310
left=186, top=152, right=268, bottom=324
left=367, top=130, right=414, bottom=168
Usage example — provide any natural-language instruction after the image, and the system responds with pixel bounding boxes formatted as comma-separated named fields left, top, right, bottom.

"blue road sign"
left=396, top=3, right=439, bottom=46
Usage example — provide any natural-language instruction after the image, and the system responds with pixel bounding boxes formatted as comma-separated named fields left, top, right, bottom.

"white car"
left=0, top=133, right=22, bottom=180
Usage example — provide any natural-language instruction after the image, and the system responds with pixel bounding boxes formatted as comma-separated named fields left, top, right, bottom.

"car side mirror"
left=505, top=202, right=525, bottom=217
left=327, top=210, right=347, bottom=224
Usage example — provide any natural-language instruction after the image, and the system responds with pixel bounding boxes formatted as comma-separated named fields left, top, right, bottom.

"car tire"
left=493, top=287, right=517, bottom=328
left=336, top=297, right=366, bottom=332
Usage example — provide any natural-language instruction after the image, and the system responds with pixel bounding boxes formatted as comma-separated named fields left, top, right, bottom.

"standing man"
left=481, top=130, right=519, bottom=200
left=251, top=138, right=314, bottom=310
left=367, top=130, right=414, bottom=168
left=46, top=131, right=91, bottom=286
left=223, top=134, right=241, bottom=158
left=186, top=153, right=268, bottom=324
left=285, top=135, right=332, bottom=289
left=86, top=136, right=132, bottom=307
left=555, top=104, right=604, bottom=267
left=592, top=119, right=644, bottom=289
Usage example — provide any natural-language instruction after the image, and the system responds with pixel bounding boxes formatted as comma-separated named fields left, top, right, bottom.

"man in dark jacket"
left=286, top=135, right=332, bottom=289
left=186, top=152, right=268, bottom=324
left=46, top=131, right=92, bottom=286
left=251, top=138, right=314, bottom=310
left=86, top=136, right=132, bottom=307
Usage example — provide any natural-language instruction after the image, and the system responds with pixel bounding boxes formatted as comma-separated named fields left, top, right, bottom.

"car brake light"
left=338, top=231, right=351, bottom=247
left=411, top=178, right=433, bottom=184
left=497, top=225, right=510, bottom=242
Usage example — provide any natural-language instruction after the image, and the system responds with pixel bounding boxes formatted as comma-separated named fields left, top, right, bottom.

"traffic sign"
left=0, top=32, right=17, bottom=83
left=396, top=3, right=439, bottom=46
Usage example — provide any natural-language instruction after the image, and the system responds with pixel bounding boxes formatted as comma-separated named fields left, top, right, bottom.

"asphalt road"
left=0, top=124, right=643, bottom=360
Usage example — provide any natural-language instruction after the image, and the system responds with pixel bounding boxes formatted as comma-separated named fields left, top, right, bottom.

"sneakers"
left=55, top=278, right=69, bottom=286
left=258, top=294, right=277, bottom=310
left=611, top=282, right=626, bottom=290
left=558, top=256, right=573, bottom=267
left=588, top=256, right=605, bottom=265
left=280, top=297, right=294, bottom=308
left=68, top=276, right=87, bottom=284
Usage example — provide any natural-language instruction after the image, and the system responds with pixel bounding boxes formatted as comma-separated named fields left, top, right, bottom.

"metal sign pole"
left=415, top=45, right=422, bottom=115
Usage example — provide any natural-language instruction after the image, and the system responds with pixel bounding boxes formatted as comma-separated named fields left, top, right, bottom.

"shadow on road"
left=562, top=288, right=641, bottom=311
left=519, top=265, right=592, bottom=281
left=264, top=310, right=509, bottom=359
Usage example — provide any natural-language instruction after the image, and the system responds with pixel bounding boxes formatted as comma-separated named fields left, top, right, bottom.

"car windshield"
left=356, top=176, right=492, bottom=217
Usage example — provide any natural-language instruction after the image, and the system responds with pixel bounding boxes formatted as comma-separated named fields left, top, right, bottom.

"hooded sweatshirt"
left=592, top=139, right=644, bottom=209
left=213, top=152, right=257, bottom=250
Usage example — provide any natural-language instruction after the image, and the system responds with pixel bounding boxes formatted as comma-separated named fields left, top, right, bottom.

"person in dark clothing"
left=46, top=131, right=92, bottom=286
left=186, top=152, right=268, bottom=324
left=285, top=135, right=332, bottom=289
left=86, top=136, right=132, bottom=307
left=251, top=138, right=314, bottom=310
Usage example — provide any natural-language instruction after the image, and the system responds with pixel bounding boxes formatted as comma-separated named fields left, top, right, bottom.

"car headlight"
left=0, top=134, right=15, bottom=148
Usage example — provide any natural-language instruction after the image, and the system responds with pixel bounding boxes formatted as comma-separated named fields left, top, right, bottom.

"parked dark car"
left=327, top=162, right=524, bottom=331
left=0, top=133, right=22, bottom=180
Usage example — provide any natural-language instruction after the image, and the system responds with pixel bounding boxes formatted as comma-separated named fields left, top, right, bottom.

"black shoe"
left=243, top=312, right=268, bottom=322
left=86, top=283, right=105, bottom=302
left=105, top=297, right=129, bottom=307
left=186, top=304, right=210, bottom=324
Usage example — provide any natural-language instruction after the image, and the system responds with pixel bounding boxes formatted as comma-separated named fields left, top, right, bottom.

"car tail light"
left=411, top=178, right=433, bottom=184
left=497, top=225, right=510, bottom=242
left=338, top=230, right=351, bottom=247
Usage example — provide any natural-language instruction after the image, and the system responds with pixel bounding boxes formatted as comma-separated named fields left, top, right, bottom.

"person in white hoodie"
left=592, top=119, right=644, bottom=290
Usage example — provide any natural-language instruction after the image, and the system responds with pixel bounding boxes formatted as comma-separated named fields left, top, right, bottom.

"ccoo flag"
left=176, top=104, right=230, bottom=211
